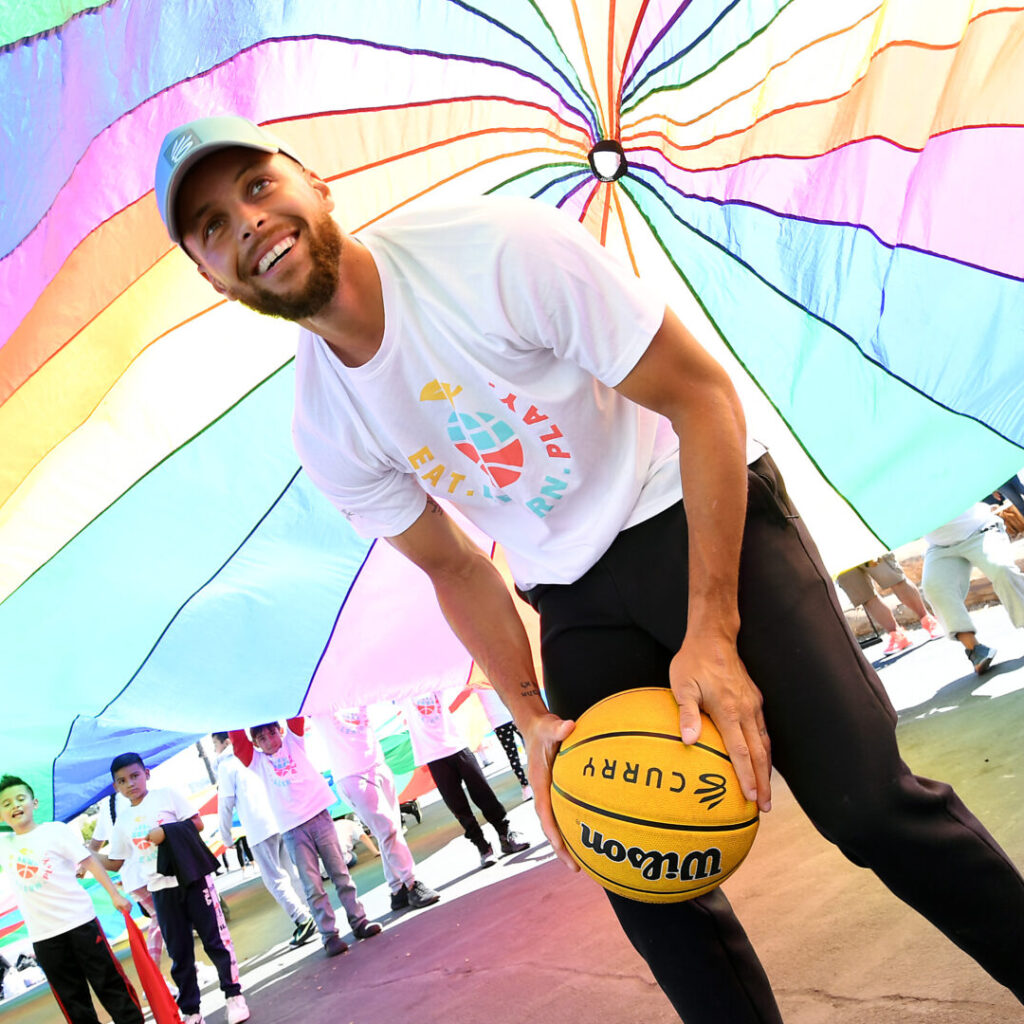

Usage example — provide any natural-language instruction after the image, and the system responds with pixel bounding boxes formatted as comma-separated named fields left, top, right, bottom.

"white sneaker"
left=183, top=1014, right=205, bottom=1024
left=226, top=994, right=250, bottom=1024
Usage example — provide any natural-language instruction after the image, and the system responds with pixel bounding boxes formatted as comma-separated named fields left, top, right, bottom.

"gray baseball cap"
left=155, top=115, right=303, bottom=243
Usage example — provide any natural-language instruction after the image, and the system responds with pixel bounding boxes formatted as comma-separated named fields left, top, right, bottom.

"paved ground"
left=4, top=605, right=1023, bottom=1024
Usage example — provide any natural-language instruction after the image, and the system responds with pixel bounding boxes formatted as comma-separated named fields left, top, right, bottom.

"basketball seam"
left=558, top=731, right=732, bottom=763
left=551, top=781, right=759, bottom=832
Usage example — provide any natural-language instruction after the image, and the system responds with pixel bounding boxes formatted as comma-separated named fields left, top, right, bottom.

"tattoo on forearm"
left=425, top=496, right=443, bottom=516
left=519, top=680, right=540, bottom=699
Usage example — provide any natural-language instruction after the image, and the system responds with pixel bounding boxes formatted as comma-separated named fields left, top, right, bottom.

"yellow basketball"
left=551, top=687, right=759, bottom=903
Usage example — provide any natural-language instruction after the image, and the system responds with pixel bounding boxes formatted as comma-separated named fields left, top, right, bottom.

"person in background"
left=228, top=719, right=382, bottom=957
left=100, top=753, right=248, bottom=1024
left=87, top=792, right=164, bottom=969
left=399, top=692, right=529, bottom=868
left=210, top=733, right=315, bottom=948
left=472, top=683, right=532, bottom=802
left=312, top=708, right=440, bottom=912
left=921, top=502, right=1024, bottom=674
left=0, top=774, right=143, bottom=1024
left=835, top=552, right=942, bottom=654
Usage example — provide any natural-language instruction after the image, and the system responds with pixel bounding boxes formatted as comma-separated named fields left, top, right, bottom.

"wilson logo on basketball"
left=578, top=823, right=723, bottom=882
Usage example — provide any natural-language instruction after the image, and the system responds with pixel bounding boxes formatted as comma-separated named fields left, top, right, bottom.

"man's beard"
left=238, top=211, right=343, bottom=321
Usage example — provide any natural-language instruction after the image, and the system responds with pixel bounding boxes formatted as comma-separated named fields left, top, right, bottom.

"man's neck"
left=11, top=820, right=37, bottom=836
left=298, top=235, right=385, bottom=367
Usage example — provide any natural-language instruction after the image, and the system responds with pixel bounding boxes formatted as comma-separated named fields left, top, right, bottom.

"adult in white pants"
left=921, top=503, right=1024, bottom=674
left=211, top=734, right=316, bottom=947
left=313, top=709, right=440, bottom=913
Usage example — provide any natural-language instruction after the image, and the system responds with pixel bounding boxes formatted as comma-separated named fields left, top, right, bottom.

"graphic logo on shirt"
left=12, top=849, right=51, bottom=893
left=336, top=709, right=368, bottom=734
left=446, top=412, right=524, bottom=488
left=407, top=379, right=574, bottom=518
left=267, top=752, right=300, bottom=787
left=415, top=695, right=442, bottom=718
left=130, top=815, right=159, bottom=857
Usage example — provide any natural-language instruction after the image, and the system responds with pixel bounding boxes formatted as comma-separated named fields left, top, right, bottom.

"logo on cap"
left=166, top=129, right=201, bottom=167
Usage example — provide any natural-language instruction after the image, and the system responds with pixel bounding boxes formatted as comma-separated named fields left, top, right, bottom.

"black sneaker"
left=390, top=887, right=410, bottom=911
left=289, top=916, right=316, bottom=947
left=406, top=880, right=441, bottom=908
left=499, top=830, right=530, bottom=856
left=967, top=643, right=996, bottom=674
left=478, top=843, right=497, bottom=868
left=353, top=918, right=383, bottom=940
left=324, top=934, right=348, bottom=957
left=400, top=799, right=422, bottom=825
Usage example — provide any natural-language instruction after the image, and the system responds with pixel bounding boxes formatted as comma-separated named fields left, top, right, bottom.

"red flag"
left=121, top=907, right=183, bottom=1024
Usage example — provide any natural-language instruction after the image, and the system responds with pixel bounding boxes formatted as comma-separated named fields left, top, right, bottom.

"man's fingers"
left=677, top=696, right=704, bottom=746
left=532, top=777, right=576, bottom=870
left=526, top=716, right=579, bottom=872
left=719, top=717, right=772, bottom=813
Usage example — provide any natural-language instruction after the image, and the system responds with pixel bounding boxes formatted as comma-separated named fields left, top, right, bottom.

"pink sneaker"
left=883, top=629, right=912, bottom=654
left=920, top=614, right=943, bottom=639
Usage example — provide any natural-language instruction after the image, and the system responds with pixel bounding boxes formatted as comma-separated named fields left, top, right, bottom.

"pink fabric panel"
left=631, top=127, right=1023, bottom=277
left=302, top=510, right=494, bottom=712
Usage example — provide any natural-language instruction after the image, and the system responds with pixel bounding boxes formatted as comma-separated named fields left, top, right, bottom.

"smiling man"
left=155, top=116, right=1024, bottom=1022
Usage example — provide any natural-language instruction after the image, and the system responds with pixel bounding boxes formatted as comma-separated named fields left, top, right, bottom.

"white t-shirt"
left=314, top=708, right=384, bottom=778
left=245, top=728, right=335, bottom=834
left=400, top=692, right=468, bottom=765
left=293, top=197, right=684, bottom=591
left=475, top=687, right=514, bottom=729
left=1, top=822, right=94, bottom=942
left=89, top=793, right=129, bottom=847
left=924, top=504, right=996, bottom=547
left=107, top=786, right=194, bottom=892
left=216, top=750, right=279, bottom=848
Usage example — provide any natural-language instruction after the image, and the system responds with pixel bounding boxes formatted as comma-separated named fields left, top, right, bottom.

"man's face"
left=176, top=148, right=343, bottom=321
left=112, top=763, right=150, bottom=806
left=251, top=725, right=283, bottom=755
left=0, top=785, right=37, bottom=832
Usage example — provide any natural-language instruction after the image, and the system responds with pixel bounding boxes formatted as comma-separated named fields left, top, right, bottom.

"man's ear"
left=198, top=265, right=236, bottom=301
left=304, top=168, right=335, bottom=214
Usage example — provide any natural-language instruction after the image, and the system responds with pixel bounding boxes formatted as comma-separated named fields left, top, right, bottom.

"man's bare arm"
left=387, top=498, right=577, bottom=867
left=614, top=307, right=771, bottom=811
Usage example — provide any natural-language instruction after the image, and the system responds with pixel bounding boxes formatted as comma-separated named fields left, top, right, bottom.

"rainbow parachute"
left=3, top=0, right=1023, bottom=822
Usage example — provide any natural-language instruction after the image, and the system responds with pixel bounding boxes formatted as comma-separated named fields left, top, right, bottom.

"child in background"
left=0, top=774, right=143, bottom=1024
left=87, top=791, right=164, bottom=968
left=399, top=691, right=529, bottom=868
left=229, top=719, right=382, bottom=956
left=313, top=707, right=441, bottom=912
left=100, top=753, right=249, bottom=1024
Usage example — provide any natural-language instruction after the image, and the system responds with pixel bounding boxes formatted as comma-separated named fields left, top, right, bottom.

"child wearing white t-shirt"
left=101, top=754, right=248, bottom=1024
left=88, top=792, right=164, bottom=967
left=0, top=774, right=143, bottom=1024
left=399, top=691, right=530, bottom=867
left=313, top=707, right=440, bottom=912
left=229, top=718, right=382, bottom=957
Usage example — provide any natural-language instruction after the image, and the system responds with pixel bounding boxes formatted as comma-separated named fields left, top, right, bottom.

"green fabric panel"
left=0, top=0, right=109, bottom=47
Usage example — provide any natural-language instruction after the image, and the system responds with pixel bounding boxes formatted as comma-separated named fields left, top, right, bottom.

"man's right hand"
left=521, top=712, right=578, bottom=871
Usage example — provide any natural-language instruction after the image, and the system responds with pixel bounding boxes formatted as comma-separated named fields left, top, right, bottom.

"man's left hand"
left=669, top=632, right=772, bottom=812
